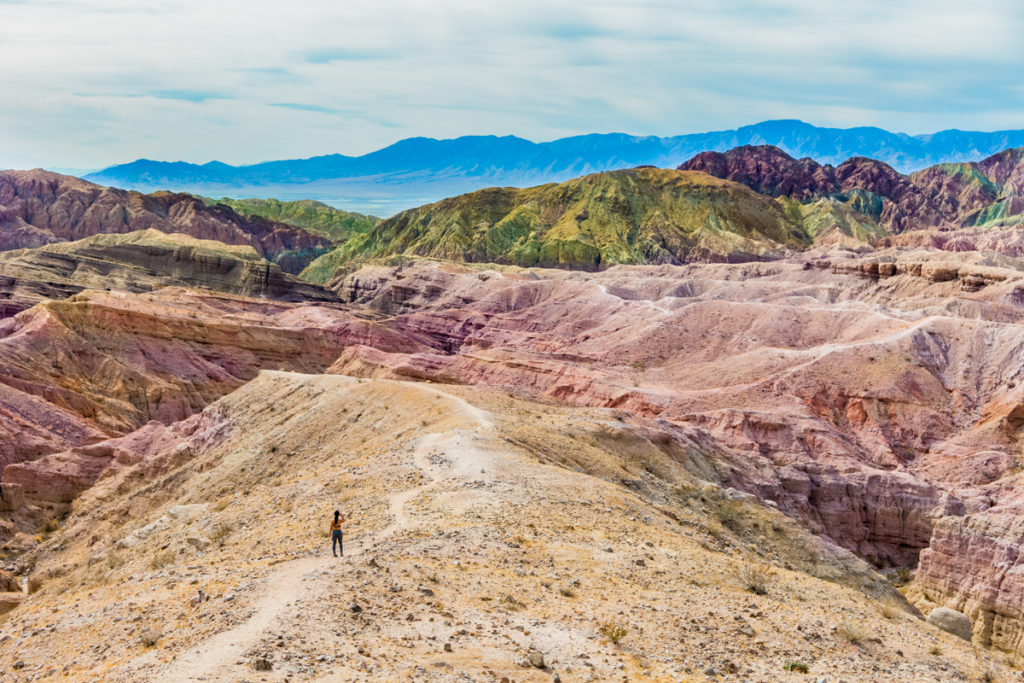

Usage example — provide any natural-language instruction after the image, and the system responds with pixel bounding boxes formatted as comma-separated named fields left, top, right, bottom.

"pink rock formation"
left=326, top=259, right=1024, bottom=573
left=0, top=287, right=429, bottom=467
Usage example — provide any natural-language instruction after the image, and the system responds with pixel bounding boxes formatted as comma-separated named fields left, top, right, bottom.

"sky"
left=1, top=0, right=1023, bottom=170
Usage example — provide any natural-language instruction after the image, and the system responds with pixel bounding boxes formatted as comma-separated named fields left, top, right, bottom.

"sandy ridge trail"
left=155, top=383, right=492, bottom=682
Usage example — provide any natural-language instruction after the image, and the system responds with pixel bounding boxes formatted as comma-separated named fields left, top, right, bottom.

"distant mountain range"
left=81, top=119, right=1024, bottom=216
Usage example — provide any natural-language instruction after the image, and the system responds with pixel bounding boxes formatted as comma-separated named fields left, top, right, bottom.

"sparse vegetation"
left=598, top=620, right=629, bottom=645
left=558, top=586, right=576, bottom=598
left=149, top=550, right=176, bottom=570
left=879, top=596, right=903, bottom=619
left=210, top=522, right=233, bottom=545
left=716, top=500, right=743, bottom=531
left=140, top=629, right=162, bottom=647
left=105, top=550, right=125, bottom=570
left=737, top=562, right=776, bottom=595
left=892, top=565, right=912, bottom=586
left=840, top=620, right=869, bottom=645
left=784, top=661, right=809, bottom=673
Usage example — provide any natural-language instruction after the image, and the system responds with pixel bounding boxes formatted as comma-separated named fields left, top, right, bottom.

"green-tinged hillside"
left=204, top=197, right=380, bottom=242
left=778, top=197, right=887, bottom=247
left=301, top=168, right=813, bottom=282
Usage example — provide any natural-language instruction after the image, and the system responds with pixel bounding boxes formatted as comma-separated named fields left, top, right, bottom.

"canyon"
left=2, top=151, right=1024, bottom=679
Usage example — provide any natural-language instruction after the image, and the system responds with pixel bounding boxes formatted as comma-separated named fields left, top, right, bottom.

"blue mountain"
left=83, top=120, right=1024, bottom=217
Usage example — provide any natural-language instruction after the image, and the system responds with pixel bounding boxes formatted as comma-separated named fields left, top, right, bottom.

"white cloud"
left=0, top=0, right=1022, bottom=168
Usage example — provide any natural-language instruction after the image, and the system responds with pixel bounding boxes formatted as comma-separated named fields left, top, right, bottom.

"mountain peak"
left=82, top=121, right=1024, bottom=216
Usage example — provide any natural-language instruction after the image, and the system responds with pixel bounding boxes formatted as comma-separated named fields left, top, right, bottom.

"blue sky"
left=1, top=0, right=1022, bottom=169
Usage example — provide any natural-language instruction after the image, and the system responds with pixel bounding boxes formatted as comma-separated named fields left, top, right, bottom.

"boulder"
left=926, top=607, right=973, bottom=641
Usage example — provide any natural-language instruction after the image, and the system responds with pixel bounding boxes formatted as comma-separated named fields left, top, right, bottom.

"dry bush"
left=210, top=522, right=233, bottom=545
left=737, top=562, right=776, bottom=596
left=105, top=551, right=125, bottom=570
left=879, top=596, right=904, bottom=619
left=598, top=620, right=629, bottom=646
left=149, top=550, right=175, bottom=570
left=784, top=661, right=809, bottom=673
left=840, top=620, right=869, bottom=645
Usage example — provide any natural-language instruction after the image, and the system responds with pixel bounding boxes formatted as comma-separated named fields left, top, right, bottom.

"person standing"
left=330, top=510, right=345, bottom=557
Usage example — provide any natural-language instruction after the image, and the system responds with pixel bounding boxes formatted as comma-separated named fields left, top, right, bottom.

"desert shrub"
left=149, top=550, right=175, bottom=570
left=598, top=620, right=629, bottom=645
left=784, top=661, right=809, bottom=673
left=891, top=565, right=912, bottom=586
left=558, top=586, right=576, bottom=598
left=105, top=551, right=124, bottom=570
left=737, top=562, right=776, bottom=595
left=211, top=522, right=233, bottom=545
left=879, top=596, right=903, bottom=619
left=716, top=501, right=743, bottom=531
left=840, top=620, right=868, bottom=644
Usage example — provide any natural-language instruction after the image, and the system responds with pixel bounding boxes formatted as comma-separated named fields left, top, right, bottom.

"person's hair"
left=334, top=510, right=340, bottom=522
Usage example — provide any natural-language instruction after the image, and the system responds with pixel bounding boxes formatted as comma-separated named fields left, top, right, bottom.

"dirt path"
left=154, top=385, right=490, bottom=682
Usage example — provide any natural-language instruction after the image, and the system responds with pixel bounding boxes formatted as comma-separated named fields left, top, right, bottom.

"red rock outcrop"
left=679, top=145, right=1024, bottom=235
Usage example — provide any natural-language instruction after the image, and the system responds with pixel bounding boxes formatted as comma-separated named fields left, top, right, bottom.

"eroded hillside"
left=0, top=372, right=1005, bottom=681
left=3, top=241, right=1024, bottom=679
left=0, top=171, right=332, bottom=273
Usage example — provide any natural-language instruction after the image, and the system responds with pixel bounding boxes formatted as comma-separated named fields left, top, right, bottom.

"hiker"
left=330, top=509, right=345, bottom=557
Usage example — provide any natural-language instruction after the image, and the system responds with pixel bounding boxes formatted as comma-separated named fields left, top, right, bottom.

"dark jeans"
left=332, top=529, right=343, bottom=556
